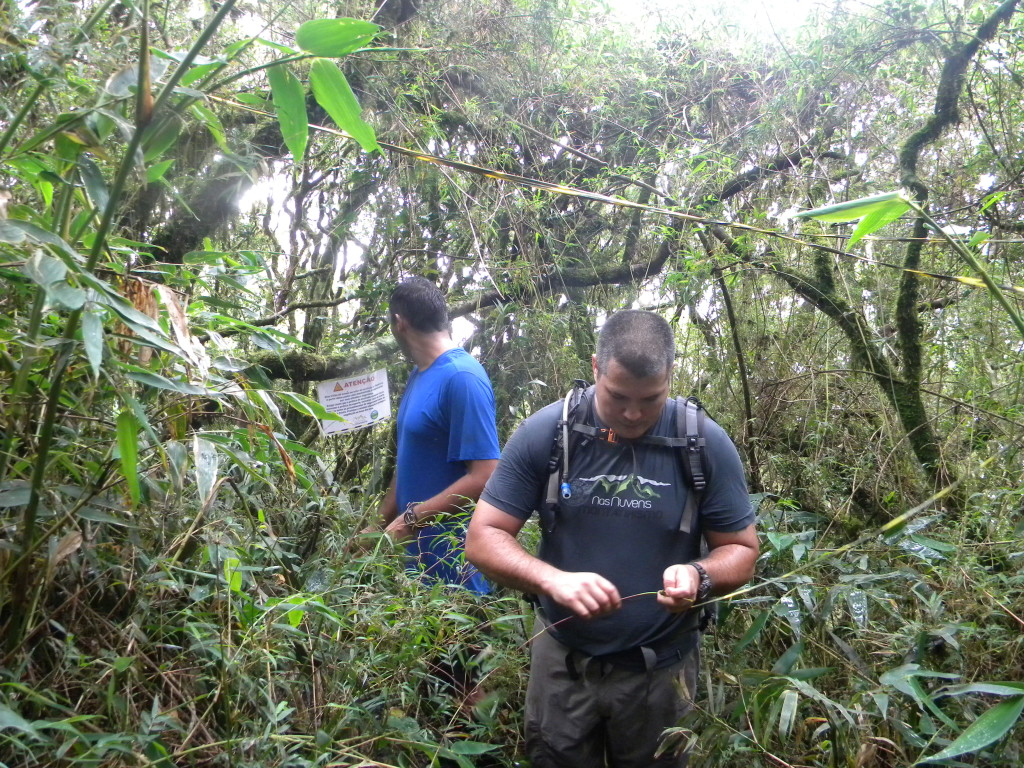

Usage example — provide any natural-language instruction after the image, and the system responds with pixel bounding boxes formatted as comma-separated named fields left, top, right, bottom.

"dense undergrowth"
left=3, top=0, right=1024, bottom=765
left=3, top=461, right=1023, bottom=766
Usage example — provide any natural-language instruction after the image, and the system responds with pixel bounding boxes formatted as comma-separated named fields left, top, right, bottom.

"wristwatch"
left=690, top=561, right=713, bottom=601
left=402, top=501, right=421, bottom=528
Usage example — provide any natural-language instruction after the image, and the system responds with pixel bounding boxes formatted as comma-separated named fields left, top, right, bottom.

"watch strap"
left=402, top=501, right=420, bottom=528
left=690, top=561, right=712, bottom=601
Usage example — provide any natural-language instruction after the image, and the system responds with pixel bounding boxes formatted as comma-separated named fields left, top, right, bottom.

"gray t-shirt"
left=480, top=389, right=754, bottom=660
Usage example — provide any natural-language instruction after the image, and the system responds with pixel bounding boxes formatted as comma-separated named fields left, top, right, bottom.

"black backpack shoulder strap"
left=542, top=380, right=590, bottom=532
left=678, top=395, right=708, bottom=535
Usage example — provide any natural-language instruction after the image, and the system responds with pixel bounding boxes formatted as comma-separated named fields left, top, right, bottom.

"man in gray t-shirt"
left=466, top=310, right=759, bottom=768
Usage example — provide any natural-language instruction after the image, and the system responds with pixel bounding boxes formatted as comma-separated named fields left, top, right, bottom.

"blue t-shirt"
left=396, top=347, right=500, bottom=594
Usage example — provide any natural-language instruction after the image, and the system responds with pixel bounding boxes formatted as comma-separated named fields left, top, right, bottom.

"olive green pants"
left=524, top=619, right=697, bottom=768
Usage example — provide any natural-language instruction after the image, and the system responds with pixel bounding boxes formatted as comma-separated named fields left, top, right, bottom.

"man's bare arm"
left=383, top=459, right=498, bottom=538
left=659, top=524, right=759, bottom=612
left=466, top=500, right=621, bottom=619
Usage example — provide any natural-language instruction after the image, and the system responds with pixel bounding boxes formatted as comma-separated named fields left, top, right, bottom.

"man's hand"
left=542, top=571, right=621, bottom=619
left=658, top=564, right=699, bottom=613
left=383, top=516, right=415, bottom=544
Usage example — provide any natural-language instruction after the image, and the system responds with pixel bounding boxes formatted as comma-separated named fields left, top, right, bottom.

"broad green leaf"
left=918, top=696, right=1024, bottom=764
left=48, top=281, right=86, bottom=310
left=795, top=191, right=909, bottom=223
left=146, top=159, right=175, bottom=183
left=448, top=741, right=499, bottom=756
left=846, top=196, right=911, bottom=248
left=255, top=37, right=298, bottom=55
left=0, top=480, right=32, bottom=508
left=164, top=440, right=187, bottom=493
left=938, top=682, right=1024, bottom=698
left=190, top=103, right=227, bottom=151
left=194, top=436, right=219, bottom=506
left=78, top=156, right=109, bottom=212
left=735, top=608, right=771, bottom=652
left=779, top=689, right=799, bottom=738
left=295, top=18, right=380, bottom=57
left=117, top=410, right=141, bottom=507
left=967, top=231, right=990, bottom=249
left=81, top=308, right=104, bottom=379
left=268, top=63, right=309, bottom=164
left=309, top=59, right=380, bottom=153
left=0, top=219, right=28, bottom=244
left=104, top=55, right=171, bottom=97
left=0, top=703, right=39, bottom=736
left=181, top=61, right=222, bottom=87
left=277, top=391, right=346, bottom=422
left=125, top=369, right=209, bottom=395
left=772, top=641, right=803, bottom=675
left=223, top=557, right=242, bottom=593
left=141, top=114, right=183, bottom=164
left=23, top=252, right=67, bottom=287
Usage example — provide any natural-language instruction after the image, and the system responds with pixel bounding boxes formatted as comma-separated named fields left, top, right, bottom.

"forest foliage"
left=1, top=0, right=1023, bottom=765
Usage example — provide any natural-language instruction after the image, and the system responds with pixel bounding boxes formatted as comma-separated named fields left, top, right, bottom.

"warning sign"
left=316, top=369, right=391, bottom=435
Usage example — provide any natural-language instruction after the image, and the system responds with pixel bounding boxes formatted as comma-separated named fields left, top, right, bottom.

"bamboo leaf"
left=779, top=689, right=799, bottom=738
left=277, top=390, right=346, bottom=422
left=267, top=63, right=309, bottom=164
left=309, top=59, right=379, bottom=153
left=80, top=309, right=103, bottom=376
left=295, top=18, right=380, bottom=57
left=194, top=436, right=219, bottom=507
left=847, top=197, right=911, bottom=248
left=117, top=410, right=141, bottom=508
left=795, top=191, right=909, bottom=223
left=146, top=159, right=175, bottom=183
left=78, top=156, right=109, bottom=212
left=918, top=696, right=1024, bottom=764
left=23, top=252, right=67, bottom=287
left=0, top=703, right=39, bottom=736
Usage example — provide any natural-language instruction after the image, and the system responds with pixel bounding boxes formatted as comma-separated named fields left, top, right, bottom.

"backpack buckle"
left=595, top=427, right=618, bottom=444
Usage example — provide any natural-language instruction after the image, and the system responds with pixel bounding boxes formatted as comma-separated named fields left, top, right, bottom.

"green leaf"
left=23, top=252, right=67, bottom=287
left=795, top=191, right=909, bottom=223
left=267, top=63, right=309, bottom=164
left=117, top=410, right=141, bottom=508
left=779, top=689, right=799, bottom=738
left=0, top=703, right=39, bottom=736
left=223, top=556, right=243, bottom=593
left=735, top=608, right=771, bottom=652
left=918, top=696, right=1024, bottom=764
left=190, top=103, right=227, bottom=151
left=48, top=281, right=86, bottom=310
left=78, top=156, right=110, bottom=212
left=448, top=741, right=499, bottom=755
left=846, top=196, right=911, bottom=248
left=81, top=308, right=104, bottom=378
left=146, top=159, right=175, bottom=183
left=309, top=59, right=380, bottom=153
left=125, top=369, right=209, bottom=395
left=0, top=480, right=32, bottom=508
left=194, top=436, right=219, bottom=506
left=278, top=391, right=346, bottom=422
left=0, top=219, right=29, bottom=243
left=295, top=18, right=380, bottom=57
left=141, top=114, right=183, bottom=164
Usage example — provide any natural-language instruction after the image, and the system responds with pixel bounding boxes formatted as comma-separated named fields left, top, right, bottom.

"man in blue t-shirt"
left=467, top=310, right=759, bottom=767
left=376, top=277, right=499, bottom=595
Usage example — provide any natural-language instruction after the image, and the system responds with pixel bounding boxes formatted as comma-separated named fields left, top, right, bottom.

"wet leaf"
left=309, top=59, right=379, bottom=153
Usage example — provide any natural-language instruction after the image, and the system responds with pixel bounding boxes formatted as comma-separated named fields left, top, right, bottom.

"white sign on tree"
left=316, top=369, right=390, bottom=434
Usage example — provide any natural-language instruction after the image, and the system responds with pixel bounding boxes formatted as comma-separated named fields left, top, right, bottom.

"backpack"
left=540, top=379, right=716, bottom=630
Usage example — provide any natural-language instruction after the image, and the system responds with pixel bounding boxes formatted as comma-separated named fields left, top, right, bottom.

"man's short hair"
left=595, top=310, right=674, bottom=378
left=390, top=277, right=449, bottom=333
